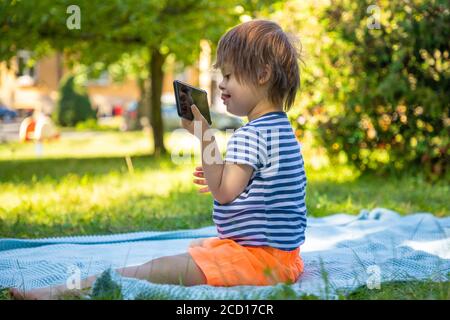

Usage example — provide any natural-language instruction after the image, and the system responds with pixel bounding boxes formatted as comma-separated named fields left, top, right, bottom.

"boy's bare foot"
left=9, top=287, right=55, bottom=300
left=9, top=284, right=81, bottom=300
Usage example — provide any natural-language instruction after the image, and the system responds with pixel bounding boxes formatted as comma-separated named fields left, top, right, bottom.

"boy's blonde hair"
left=213, top=19, right=301, bottom=112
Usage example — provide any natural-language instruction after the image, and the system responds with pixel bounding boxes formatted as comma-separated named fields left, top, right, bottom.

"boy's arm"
left=200, top=134, right=253, bottom=205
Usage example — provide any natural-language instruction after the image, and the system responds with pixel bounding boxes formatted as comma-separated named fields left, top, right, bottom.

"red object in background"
left=25, top=119, right=36, bottom=141
left=19, top=114, right=60, bottom=142
left=112, top=105, right=123, bottom=116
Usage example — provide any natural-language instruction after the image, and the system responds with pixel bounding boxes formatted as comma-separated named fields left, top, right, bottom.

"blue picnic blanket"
left=1, top=208, right=449, bottom=299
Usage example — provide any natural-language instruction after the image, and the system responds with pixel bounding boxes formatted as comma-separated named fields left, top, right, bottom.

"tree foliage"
left=281, top=0, right=449, bottom=177
left=0, top=0, right=255, bottom=154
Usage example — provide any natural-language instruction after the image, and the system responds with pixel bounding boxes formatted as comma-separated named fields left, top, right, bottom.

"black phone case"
left=173, top=80, right=212, bottom=125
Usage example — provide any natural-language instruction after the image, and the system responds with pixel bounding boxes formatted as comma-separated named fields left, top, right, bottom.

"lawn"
left=0, top=129, right=448, bottom=299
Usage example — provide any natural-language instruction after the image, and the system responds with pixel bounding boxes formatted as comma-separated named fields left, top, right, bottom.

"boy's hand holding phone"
left=174, top=80, right=212, bottom=140
left=181, top=104, right=211, bottom=140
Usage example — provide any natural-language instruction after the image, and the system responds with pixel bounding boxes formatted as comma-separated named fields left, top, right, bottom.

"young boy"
left=184, top=19, right=306, bottom=287
left=10, top=19, right=306, bottom=299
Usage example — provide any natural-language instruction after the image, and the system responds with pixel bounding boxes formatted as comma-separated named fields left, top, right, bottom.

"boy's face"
left=218, top=64, right=267, bottom=117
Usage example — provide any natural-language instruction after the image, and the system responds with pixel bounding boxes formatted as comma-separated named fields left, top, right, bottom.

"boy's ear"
left=258, top=64, right=271, bottom=85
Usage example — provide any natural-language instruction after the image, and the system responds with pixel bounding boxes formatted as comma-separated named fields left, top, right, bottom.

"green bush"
left=53, top=75, right=97, bottom=127
left=292, top=0, right=449, bottom=178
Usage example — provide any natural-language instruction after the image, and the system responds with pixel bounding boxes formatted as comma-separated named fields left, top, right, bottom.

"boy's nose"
left=218, top=80, right=225, bottom=91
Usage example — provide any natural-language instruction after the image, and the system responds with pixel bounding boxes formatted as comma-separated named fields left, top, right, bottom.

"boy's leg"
left=117, top=252, right=207, bottom=286
left=10, top=252, right=207, bottom=300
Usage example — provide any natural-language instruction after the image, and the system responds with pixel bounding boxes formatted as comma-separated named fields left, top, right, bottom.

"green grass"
left=0, top=129, right=448, bottom=299
left=345, top=280, right=450, bottom=300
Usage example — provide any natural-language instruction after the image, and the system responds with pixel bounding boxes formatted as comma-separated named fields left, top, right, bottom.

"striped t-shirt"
left=213, top=111, right=307, bottom=251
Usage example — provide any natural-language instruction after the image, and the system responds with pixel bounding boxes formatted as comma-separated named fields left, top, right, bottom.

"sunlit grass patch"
left=0, top=130, right=230, bottom=161
left=0, top=154, right=213, bottom=238
left=0, top=131, right=153, bottom=160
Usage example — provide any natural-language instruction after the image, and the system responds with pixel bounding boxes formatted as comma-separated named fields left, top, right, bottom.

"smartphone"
left=173, top=80, right=212, bottom=125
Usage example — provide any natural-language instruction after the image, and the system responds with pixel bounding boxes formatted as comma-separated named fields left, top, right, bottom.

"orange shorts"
left=188, top=237, right=304, bottom=287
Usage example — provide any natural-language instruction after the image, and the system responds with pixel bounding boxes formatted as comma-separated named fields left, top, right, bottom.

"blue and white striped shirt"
left=213, top=111, right=307, bottom=251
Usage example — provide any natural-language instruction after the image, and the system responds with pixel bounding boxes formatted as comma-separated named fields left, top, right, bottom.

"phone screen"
left=173, top=80, right=212, bottom=125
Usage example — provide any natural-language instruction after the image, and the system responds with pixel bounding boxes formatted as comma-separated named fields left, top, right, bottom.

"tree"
left=0, top=0, right=245, bottom=155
